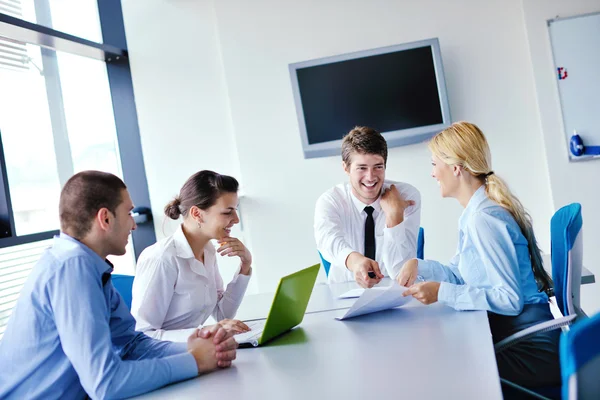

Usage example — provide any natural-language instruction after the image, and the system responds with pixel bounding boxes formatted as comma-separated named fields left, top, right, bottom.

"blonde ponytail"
left=429, top=122, right=552, bottom=293
left=485, top=174, right=552, bottom=293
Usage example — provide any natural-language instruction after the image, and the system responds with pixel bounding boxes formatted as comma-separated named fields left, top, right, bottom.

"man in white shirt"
left=314, top=126, right=421, bottom=288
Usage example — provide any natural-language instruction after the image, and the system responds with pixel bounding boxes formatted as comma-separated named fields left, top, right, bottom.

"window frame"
left=0, top=0, right=155, bottom=258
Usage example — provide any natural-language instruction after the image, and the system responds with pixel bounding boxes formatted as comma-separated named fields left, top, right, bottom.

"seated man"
left=314, top=126, right=421, bottom=288
left=0, top=171, right=237, bottom=399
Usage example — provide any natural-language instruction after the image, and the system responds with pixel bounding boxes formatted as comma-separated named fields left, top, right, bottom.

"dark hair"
left=341, top=126, right=388, bottom=166
left=164, top=170, right=239, bottom=219
left=59, top=171, right=127, bottom=239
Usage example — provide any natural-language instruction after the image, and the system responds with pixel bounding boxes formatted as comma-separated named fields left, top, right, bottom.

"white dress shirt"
left=314, top=180, right=421, bottom=283
left=131, top=225, right=251, bottom=342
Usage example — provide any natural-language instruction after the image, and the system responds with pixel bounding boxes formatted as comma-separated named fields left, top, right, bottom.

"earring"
left=197, top=221, right=201, bottom=229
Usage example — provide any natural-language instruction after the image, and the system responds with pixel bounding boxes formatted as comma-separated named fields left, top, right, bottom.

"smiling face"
left=106, top=189, right=137, bottom=256
left=199, top=192, right=240, bottom=240
left=430, top=153, right=459, bottom=198
left=344, top=152, right=386, bottom=204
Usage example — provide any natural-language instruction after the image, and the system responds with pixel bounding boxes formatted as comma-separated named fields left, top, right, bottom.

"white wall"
left=120, top=0, right=252, bottom=290
left=122, top=1, right=598, bottom=306
left=522, top=0, right=600, bottom=314
left=212, top=0, right=554, bottom=291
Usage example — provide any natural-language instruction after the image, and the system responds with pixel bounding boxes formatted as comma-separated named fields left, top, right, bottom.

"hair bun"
left=164, top=197, right=182, bottom=220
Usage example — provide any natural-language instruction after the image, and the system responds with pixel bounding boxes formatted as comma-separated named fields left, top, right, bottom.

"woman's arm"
left=437, top=212, right=524, bottom=315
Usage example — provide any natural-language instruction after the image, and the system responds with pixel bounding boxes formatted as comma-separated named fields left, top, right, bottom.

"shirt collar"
left=459, top=185, right=488, bottom=230
left=56, top=233, right=114, bottom=277
left=173, top=224, right=196, bottom=259
left=349, top=185, right=382, bottom=214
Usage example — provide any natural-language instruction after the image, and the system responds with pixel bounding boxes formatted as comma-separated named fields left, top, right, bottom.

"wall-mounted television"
left=289, top=38, right=451, bottom=159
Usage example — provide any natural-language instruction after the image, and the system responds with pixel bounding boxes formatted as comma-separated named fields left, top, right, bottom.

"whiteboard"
left=549, top=12, right=600, bottom=161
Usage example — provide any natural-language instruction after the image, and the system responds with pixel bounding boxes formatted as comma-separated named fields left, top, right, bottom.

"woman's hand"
left=212, top=319, right=250, bottom=335
left=217, top=237, right=252, bottom=274
left=397, top=258, right=419, bottom=287
left=402, top=282, right=441, bottom=305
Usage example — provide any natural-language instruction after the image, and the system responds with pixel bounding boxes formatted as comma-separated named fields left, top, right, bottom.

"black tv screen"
left=289, top=38, right=451, bottom=159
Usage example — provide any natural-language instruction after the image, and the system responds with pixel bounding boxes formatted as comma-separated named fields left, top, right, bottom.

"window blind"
left=0, top=239, right=52, bottom=339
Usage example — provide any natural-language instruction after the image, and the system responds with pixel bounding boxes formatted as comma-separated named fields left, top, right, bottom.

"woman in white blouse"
left=131, top=170, right=252, bottom=342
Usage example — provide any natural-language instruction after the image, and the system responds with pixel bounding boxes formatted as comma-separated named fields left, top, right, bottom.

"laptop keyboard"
left=234, top=320, right=266, bottom=345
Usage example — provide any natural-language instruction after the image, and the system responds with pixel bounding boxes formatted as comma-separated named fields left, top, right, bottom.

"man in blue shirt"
left=0, top=171, right=238, bottom=399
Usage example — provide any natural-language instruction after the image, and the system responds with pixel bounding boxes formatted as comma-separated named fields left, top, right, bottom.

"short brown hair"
left=341, top=126, right=388, bottom=165
left=59, top=171, right=127, bottom=239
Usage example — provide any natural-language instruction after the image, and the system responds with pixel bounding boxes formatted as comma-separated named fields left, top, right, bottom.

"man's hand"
left=380, top=184, right=415, bottom=228
left=402, top=281, right=441, bottom=305
left=397, top=258, right=419, bottom=287
left=187, top=326, right=238, bottom=373
left=346, top=252, right=384, bottom=288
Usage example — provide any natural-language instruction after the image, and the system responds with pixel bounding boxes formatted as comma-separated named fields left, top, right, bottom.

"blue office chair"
left=560, top=311, right=600, bottom=399
left=417, top=226, right=424, bottom=260
left=495, top=203, right=584, bottom=399
left=319, top=227, right=425, bottom=277
left=551, top=203, right=586, bottom=319
left=318, top=251, right=332, bottom=277
left=111, top=274, right=135, bottom=310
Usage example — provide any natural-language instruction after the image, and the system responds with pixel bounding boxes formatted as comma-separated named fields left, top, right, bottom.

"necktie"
left=364, top=206, right=375, bottom=260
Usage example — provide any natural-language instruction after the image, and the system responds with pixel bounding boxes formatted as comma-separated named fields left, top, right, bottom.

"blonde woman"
left=131, top=170, right=252, bottom=342
left=397, top=122, right=559, bottom=389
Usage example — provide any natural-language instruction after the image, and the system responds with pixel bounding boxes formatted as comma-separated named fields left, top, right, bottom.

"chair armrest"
left=500, top=378, right=552, bottom=400
left=495, top=314, right=576, bottom=353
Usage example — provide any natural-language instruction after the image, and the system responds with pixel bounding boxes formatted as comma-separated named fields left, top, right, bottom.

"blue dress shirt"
left=0, top=234, right=198, bottom=399
left=418, top=186, right=548, bottom=315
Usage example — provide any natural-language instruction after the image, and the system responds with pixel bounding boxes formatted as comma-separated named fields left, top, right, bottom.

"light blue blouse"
left=418, top=186, right=548, bottom=315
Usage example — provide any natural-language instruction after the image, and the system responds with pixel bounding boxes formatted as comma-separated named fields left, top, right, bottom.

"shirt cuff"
left=335, top=247, right=355, bottom=269
left=164, top=352, right=198, bottom=383
left=437, top=281, right=456, bottom=307
left=417, top=259, right=435, bottom=281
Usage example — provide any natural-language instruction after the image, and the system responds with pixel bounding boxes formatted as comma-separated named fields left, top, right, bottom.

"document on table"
left=336, top=283, right=411, bottom=320
left=338, top=288, right=365, bottom=299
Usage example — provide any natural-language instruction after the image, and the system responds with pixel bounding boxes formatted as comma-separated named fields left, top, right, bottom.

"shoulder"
left=385, top=180, right=421, bottom=201
left=137, top=235, right=180, bottom=271
left=466, top=207, right=513, bottom=237
left=36, top=248, right=102, bottom=296
left=47, top=244, right=98, bottom=277
left=316, top=183, right=350, bottom=208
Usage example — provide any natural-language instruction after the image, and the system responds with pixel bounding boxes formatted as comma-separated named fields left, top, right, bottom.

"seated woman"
left=398, top=122, right=560, bottom=389
left=131, top=170, right=252, bottom=341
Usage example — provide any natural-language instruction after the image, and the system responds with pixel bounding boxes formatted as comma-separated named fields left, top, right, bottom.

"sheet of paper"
left=336, top=283, right=411, bottom=320
left=338, top=288, right=365, bottom=299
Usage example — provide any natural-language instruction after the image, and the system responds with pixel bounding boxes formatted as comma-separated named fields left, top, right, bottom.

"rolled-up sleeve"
left=381, top=185, right=421, bottom=279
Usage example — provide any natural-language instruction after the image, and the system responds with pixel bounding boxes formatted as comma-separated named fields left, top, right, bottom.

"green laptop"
left=234, top=263, right=320, bottom=347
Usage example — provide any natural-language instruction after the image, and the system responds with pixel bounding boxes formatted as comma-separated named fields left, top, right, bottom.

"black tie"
left=364, top=206, right=375, bottom=260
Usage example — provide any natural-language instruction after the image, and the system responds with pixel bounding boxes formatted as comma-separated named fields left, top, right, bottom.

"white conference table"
left=133, top=281, right=502, bottom=400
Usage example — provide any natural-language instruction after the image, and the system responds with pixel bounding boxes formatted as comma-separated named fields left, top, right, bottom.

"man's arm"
left=49, top=257, right=198, bottom=399
left=380, top=184, right=421, bottom=279
left=109, top=284, right=197, bottom=351
left=314, top=193, right=356, bottom=271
